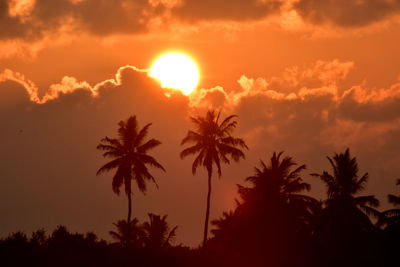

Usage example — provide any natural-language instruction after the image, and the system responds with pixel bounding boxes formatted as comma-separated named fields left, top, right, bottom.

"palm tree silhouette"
left=109, top=219, right=144, bottom=247
left=312, top=149, right=380, bottom=218
left=211, top=211, right=235, bottom=237
left=238, top=152, right=318, bottom=238
left=209, top=152, right=316, bottom=267
left=311, top=148, right=380, bottom=250
left=378, top=179, right=400, bottom=229
left=388, top=179, right=400, bottom=205
left=97, top=116, right=165, bottom=240
left=244, top=152, right=313, bottom=202
left=142, top=213, right=178, bottom=249
left=180, top=110, right=248, bottom=247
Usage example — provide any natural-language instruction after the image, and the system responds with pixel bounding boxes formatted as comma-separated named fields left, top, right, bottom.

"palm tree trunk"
left=127, top=192, right=132, bottom=225
left=127, top=191, right=132, bottom=247
left=202, top=171, right=212, bottom=248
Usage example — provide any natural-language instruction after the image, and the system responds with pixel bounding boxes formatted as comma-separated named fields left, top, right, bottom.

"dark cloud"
left=0, top=0, right=165, bottom=40
left=294, top=0, right=400, bottom=27
left=172, top=0, right=282, bottom=22
left=2, top=0, right=400, bottom=42
left=338, top=85, right=400, bottom=122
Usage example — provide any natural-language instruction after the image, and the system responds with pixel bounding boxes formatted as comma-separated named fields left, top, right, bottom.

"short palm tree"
left=109, top=219, right=144, bottom=247
left=180, top=110, right=248, bottom=247
left=377, top=179, right=400, bottom=229
left=142, top=213, right=178, bottom=249
left=388, top=179, right=400, bottom=205
left=239, top=152, right=318, bottom=235
left=245, top=152, right=312, bottom=201
left=312, top=148, right=380, bottom=218
left=97, top=116, right=165, bottom=238
left=311, top=149, right=380, bottom=247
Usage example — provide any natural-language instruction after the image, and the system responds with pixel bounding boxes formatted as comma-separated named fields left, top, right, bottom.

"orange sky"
left=1, top=0, right=400, bottom=246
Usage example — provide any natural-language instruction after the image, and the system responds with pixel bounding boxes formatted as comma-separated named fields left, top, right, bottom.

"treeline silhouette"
left=1, top=111, right=399, bottom=267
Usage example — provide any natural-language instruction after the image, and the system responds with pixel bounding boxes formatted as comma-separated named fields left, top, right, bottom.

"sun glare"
left=149, top=52, right=200, bottom=95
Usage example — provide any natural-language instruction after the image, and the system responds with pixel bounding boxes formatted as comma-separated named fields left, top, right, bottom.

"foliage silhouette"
left=311, top=149, right=380, bottom=217
left=142, top=213, right=178, bottom=249
left=209, top=152, right=317, bottom=267
left=109, top=219, right=144, bottom=247
left=378, top=179, right=400, bottom=230
left=311, top=148, right=381, bottom=265
left=180, top=110, right=248, bottom=247
left=97, top=115, right=165, bottom=244
left=3, top=144, right=400, bottom=266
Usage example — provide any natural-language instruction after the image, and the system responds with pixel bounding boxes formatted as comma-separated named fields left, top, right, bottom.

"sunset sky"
left=1, top=0, right=400, bottom=246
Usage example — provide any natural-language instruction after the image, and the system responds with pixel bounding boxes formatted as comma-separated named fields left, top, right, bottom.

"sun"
left=149, top=52, right=200, bottom=95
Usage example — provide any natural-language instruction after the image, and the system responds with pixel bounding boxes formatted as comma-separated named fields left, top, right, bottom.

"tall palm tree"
left=180, top=110, right=248, bottom=247
left=97, top=116, right=165, bottom=234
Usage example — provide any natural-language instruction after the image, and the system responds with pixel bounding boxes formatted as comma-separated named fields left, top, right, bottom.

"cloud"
left=0, top=65, right=149, bottom=103
left=190, top=59, right=400, bottom=168
left=171, top=0, right=282, bottom=22
left=0, top=0, right=166, bottom=41
left=1, top=0, right=400, bottom=50
left=293, top=0, right=400, bottom=27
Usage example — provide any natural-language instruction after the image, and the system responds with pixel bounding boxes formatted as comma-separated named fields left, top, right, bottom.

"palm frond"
left=137, top=139, right=162, bottom=153
left=97, top=137, right=122, bottom=149
left=287, top=164, right=306, bottom=180
left=139, top=154, right=166, bottom=172
left=181, top=131, right=202, bottom=145
left=102, top=151, right=123, bottom=158
left=217, top=143, right=245, bottom=162
left=355, top=195, right=380, bottom=208
left=388, top=194, right=400, bottom=206
left=134, top=123, right=151, bottom=147
left=354, top=173, right=369, bottom=193
left=180, top=144, right=203, bottom=159
left=96, top=158, right=121, bottom=176
left=191, top=149, right=205, bottom=175
left=284, top=179, right=311, bottom=194
left=221, top=136, right=248, bottom=149
left=382, top=208, right=400, bottom=218
left=164, top=226, right=178, bottom=247
left=359, top=205, right=382, bottom=219
left=112, top=165, right=126, bottom=194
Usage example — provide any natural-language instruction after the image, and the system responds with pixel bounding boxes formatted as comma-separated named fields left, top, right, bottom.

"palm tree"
left=180, top=110, right=248, bottom=247
left=388, top=179, right=400, bottom=205
left=209, top=152, right=317, bottom=267
left=311, top=148, right=380, bottom=251
left=312, top=148, right=380, bottom=219
left=142, top=213, right=178, bottom=249
left=238, top=152, right=319, bottom=237
left=109, top=219, right=144, bottom=247
left=211, top=211, right=235, bottom=237
left=244, top=152, right=313, bottom=202
left=96, top=116, right=165, bottom=235
left=377, top=179, right=400, bottom=229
